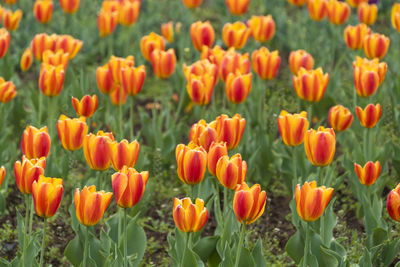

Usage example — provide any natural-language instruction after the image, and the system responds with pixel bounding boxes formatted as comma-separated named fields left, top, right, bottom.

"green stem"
left=307, top=103, right=312, bottom=125
left=124, top=208, right=128, bottom=267
left=119, top=101, right=123, bottom=139
left=363, top=129, right=370, bottom=160
left=38, top=92, right=43, bottom=125
left=28, top=195, right=34, bottom=235
left=234, top=223, right=246, bottom=267
left=130, top=97, right=135, bottom=140
left=353, top=84, right=357, bottom=111
left=197, top=181, right=202, bottom=198
left=303, top=223, right=311, bottom=267
left=189, top=185, right=194, bottom=199
left=48, top=96, right=57, bottom=142
left=39, top=219, right=47, bottom=267
left=223, top=186, right=228, bottom=216
left=292, top=146, right=297, bottom=191
left=83, top=226, right=89, bottom=267
left=213, top=180, right=223, bottom=225
left=118, top=208, right=122, bottom=259
left=180, top=232, right=190, bottom=267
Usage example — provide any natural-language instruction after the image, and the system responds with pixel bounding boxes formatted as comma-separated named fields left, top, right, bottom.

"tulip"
left=326, top=0, right=350, bottom=25
left=57, top=115, right=88, bottom=151
left=292, top=67, right=329, bottom=102
left=216, top=154, right=247, bottom=189
left=346, top=0, right=367, bottom=8
left=3, top=9, right=22, bottom=31
left=119, top=0, right=140, bottom=26
left=363, top=33, right=390, bottom=59
left=222, top=22, right=251, bottom=49
left=107, top=55, right=135, bottom=83
left=111, top=166, right=148, bottom=208
left=304, top=126, right=336, bottom=166
left=295, top=181, right=334, bottom=222
left=32, top=176, right=63, bottom=218
left=0, top=78, right=17, bottom=103
left=288, top=50, right=314, bottom=75
left=233, top=182, right=266, bottom=224
left=120, top=65, right=146, bottom=96
left=288, top=0, right=306, bottom=6
left=30, top=33, right=57, bottom=61
left=14, top=156, right=46, bottom=194
left=277, top=110, right=309, bottom=146
left=39, top=63, right=65, bottom=96
left=42, top=50, right=69, bottom=69
left=247, top=15, right=275, bottom=43
left=201, top=45, right=226, bottom=69
left=358, top=3, right=377, bottom=25
left=59, top=0, right=80, bottom=13
left=0, top=28, right=10, bottom=59
left=96, top=64, right=117, bottom=94
left=183, top=59, right=218, bottom=86
left=355, top=103, right=382, bottom=128
left=225, top=0, right=250, bottom=15
left=3, top=0, right=17, bottom=4
left=251, top=47, right=281, bottom=80
left=161, top=21, right=174, bottom=43
left=182, top=0, right=202, bottom=8
left=343, top=24, right=371, bottom=50
left=101, top=0, right=120, bottom=12
left=173, top=197, right=208, bottom=232
left=387, top=183, right=400, bottom=222
left=209, top=113, right=246, bottom=150
left=150, top=48, right=176, bottom=79
left=207, top=142, right=228, bottom=176
left=140, top=32, right=165, bottom=61
left=97, top=11, right=118, bottom=37
left=71, top=95, right=99, bottom=118
left=392, top=3, right=400, bottom=33
left=190, top=21, right=215, bottom=51
left=186, top=72, right=216, bottom=106
left=74, top=185, right=113, bottom=226
left=0, top=166, right=5, bottom=188
left=354, top=161, right=381, bottom=186
left=353, top=57, right=387, bottom=97
left=225, top=71, right=252, bottom=104
left=21, top=126, right=51, bottom=159
left=33, top=0, right=53, bottom=24
left=189, top=120, right=218, bottom=151
left=110, top=139, right=140, bottom=170
left=110, top=85, right=127, bottom=105
left=20, top=47, right=33, bottom=71
left=307, top=0, right=327, bottom=21
left=219, top=48, right=251, bottom=82
left=83, top=131, right=114, bottom=171
left=54, top=35, right=83, bottom=59
left=175, top=143, right=207, bottom=185
left=328, top=105, right=353, bottom=132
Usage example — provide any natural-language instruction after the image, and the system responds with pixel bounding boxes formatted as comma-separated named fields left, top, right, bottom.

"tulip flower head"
left=140, top=32, right=165, bottom=61
left=307, top=0, right=327, bottom=21
left=39, top=63, right=65, bottom=97
left=189, top=119, right=218, bottom=152
left=355, top=103, right=382, bottom=128
left=354, top=161, right=381, bottom=186
left=59, top=0, right=80, bottom=13
left=32, top=176, right=63, bottom=218
left=233, top=182, right=266, bottom=224
left=173, top=197, right=208, bottom=232
left=161, top=21, right=174, bottom=43
left=120, top=65, right=146, bottom=96
left=110, top=139, right=140, bottom=170
left=251, top=47, right=281, bottom=80
left=109, top=85, right=127, bottom=106
left=42, top=49, right=69, bottom=69
left=175, top=143, right=207, bottom=185
left=57, top=115, right=88, bottom=151
left=247, top=15, right=275, bottom=42
left=0, top=166, right=5, bottom=188
left=150, top=48, right=176, bottom=79
left=107, top=55, right=135, bottom=83
left=225, top=0, right=250, bottom=15
left=96, top=64, right=117, bottom=94
left=21, top=126, right=51, bottom=159
left=222, top=21, right=251, bottom=49
left=209, top=113, right=246, bottom=150
left=0, top=77, right=17, bottom=103
left=288, top=0, right=306, bottom=6
left=216, top=154, right=247, bottom=189
left=343, top=24, right=372, bottom=50
left=346, top=0, right=367, bottom=8
left=328, top=105, right=353, bottom=132
left=392, top=3, right=400, bottom=32
left=33, top=0, right=53, bottom=24
left=277, top=110, right=309, bottom=146
left=387, top=183, right=400, bottom=222
left=207, top=142, right=228, bottom=176
left=54, top=34, right=83, bottom=59
left=353, top=56, right=387, bottom=97
left=71, top=95, right=99, bottom=118
left=3, top=9, right=22, bottom=31
left=363, top=33, right=390, bottom=59
left=289, top=50, right=314, bottom=75
left=225, top=71, right=252, bottom=104
left=201, top=45, right=226, bottom=70
left=304, top=126, right=336, bottom=166
left=119, top=0, right=140, bottom=27
left=358, top=3, right=377, bottom=25
left=97, top=10, right=118, bottom=37
left=0, top=28, right=10, bottom=59
left=83, top=131, right=114, bottom=171
left=326, top=0, right=350, bottom=25
left=292, top=67, right=329, bottom=102
left=190, top=21, right=215, bottom=51
left=14, top=156, right=46, bottom=194
left=219, top=48, right=251, bottom=82
left=20, top=47, right=33, bottom=71
left=182, top=0, right=202, bottom=8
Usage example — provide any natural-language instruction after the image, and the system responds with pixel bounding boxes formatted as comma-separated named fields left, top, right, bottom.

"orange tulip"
left=326, top=0, right=350, bottom=25
left=355, top=103, right=382, bottom=128
left=59, top=0, right=80, bottom=13
left=107, top=55, right=135, bottom=84
left=387, top=183, right=400, bottom=222
left=182, top=0, right=202, bottom=8
left=0, top=28, right=10, bottom=59
left=328, top=105, right=353, bottom=132
left=83, top=131, right=114, bottom=171
left=201, top=45, right=226, bottom=70
left=150, top=48, right=176, bottom=79
left=307, top=0, right=327, bottom=21
left=288, top=50, right=314, bottom=75
left=140, top=32, right=165, bottom=61
left=33, top=0, right=53, bottom=24
left=184, top=59, right=218, bottom=85
left=74, top=185, right=113, bottom=226
left=0, top=166, right=5, bottom=188
left=110, top=139, right=140, bottom=170
left=0, top=77, right=17, bottom=103
left=251, top=47, right=281, bottom=80
left=186, top=70, right=216, bottom=105
left=101, top=0, right=120, bottom=12
left=39, top=63, right=65, bottom=96
left=175, top=143, right=207, bottom=185
left=225, top=0, right=250, bottom=15
left=190, top=21, right=215, bottom=51
left=119, top=0, right=140, bottom=26
left=42, top=50, right=69, bottom=69
left=71, top=95, right=99, bottom=118
left=57, top=115, right=88, bottom=151
left=233, top=182, right=266, bottom=224
left=173, top=197, right=208, bottom=232
left=222, top=22, right=251, bottom=49
left=354, top=161, right=381, bottom=186
left=225, top=71, right=252, bottom=104
left=96, top=65, right=117, bottom=94
left=30, top=33, right=57, bottom=61
left=14, top=156, right=46, bottom=194
left=120, top=65, right=146, bottom=96
left=20, top=48, right=33, bottom=71
left=189, top=120, right=218, bottom=152
left=32, top=176, right=63, bottom=218
left=109, top=85, right=127, bottom=106
left=304, top=126, right=336, bottom=166
left=97, top=11, right=118, bottom=37
left=209, top=114, right=246, bottom=150
left=358, top=3, right=377, bottom=25
left=161, top=21, right=174, bottom=43
left=3, top=0, right=17, bottom=4
left=216, top=154, right=247, bottom=189
left=54, top=34, right=83, bottom=59
left=288, top=0, right=306, bottom=6
left=295, top=181, right=334, bottom=222
left=353, top=56, right=387, bottom=97
left=392, top=3, right=400, bottom=33
left=21, top=126, right=51, bottom=159
left=3, top=9, right=22, bottom=31
left=292, top=67, right=329, bottom=102
left=277, top=110, right=309, bottom=146
left=219, top=48, right=251, bottom=82
left=247, top=15, right=275, bottom=43
left=363, top=33, right=390, bottom=59
left=111, top=166, right=148, bottom=208
left=346, top=0, right=367, bottom=8
left=343, top=24, right=371, bottom=50
left=207, top=142, right=228, bottom=176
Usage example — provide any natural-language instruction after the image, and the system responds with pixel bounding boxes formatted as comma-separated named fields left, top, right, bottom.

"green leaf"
left=321, top=200, right=337, bottom=247
left=319, top=246, right=339, bottom=267
left=238, top=247, right=255, bottom=267
left=366, top=227, right=387, bottom=249
left=0, top=257, right=10, bottom=266
left=285, top=231, right=304, bottom=264
left=359, top=248, right=372, bottom=267
left=193, top=236, right=219, bottom=262
left=381, top=238, right=400, bottom=266
left=124, top=220, right=147, bottom=267
left=64, top=236, right=83, bottom=266
left=218, top=242, right=233, bottom=267
left=251, top=239, right=267, bottom=267
left=181, top=248, right=198, bottom=267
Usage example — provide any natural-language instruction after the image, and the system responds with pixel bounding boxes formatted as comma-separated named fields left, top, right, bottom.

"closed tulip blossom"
left=0, top=78, right=17, bottom=103
left=346, top=0, right=367, bottom=8
left=363, top=33, right=390, bottom=59
left=107, top=55, right=135, bottom=83
left=225, top=0, right=250, bottom=15
left=3, top=9, right=23, bottom=31
left=20, top=48, right=33, bottom=71
left=328, top=105, right=353, bottom=132
left=354, top=161, right=381, bottom=186
left=358, top=3, right=377, bottom=25
left=30, top=33, right=57, bottom=61
left=326, top=0, right=350, bottom=25
left=189, top=119, right=218, bottom=152
left=392, top=3, right=400, bottom=32
left=83, top=131, right=114, bottom=171
left=288, top=0, right=306, bottom=6
left=59, top=0, right=80, bottom=13
left=307, top=0, right=327, bottom=21
left=288, top=50, right=314, bottom=75
left=33, top=0, right=53, bottom=24
left=120, top=65, right=146, bottom=96
left=219, top=48, right=251, bottom=82
left=186, top=73, right=216, bottom=106
left=353, top=57, right=387, bottom=97
left=119, top=0, right=140, bottom=26
left=173, top=197, right=208, bottom=232
left=42, top=50, right=69, bottom=69
left=96, top=65, right=117, bottom=94
left=32, top=176, right=63, bottom=218
left=304, top=126, right=336, bottom=166
left=54, top=34, right=83, bottom=59
left=222, top=22, right=251, bottom=49
left=140, top=32, right=165, bottom=61
left=39, top=63, right=65, bottom=96
left=233, top=182, right=266, bottom=224
left=387, top=183, right=400, bottom=222
left=207, top=142, right=228, bottom=176
left=109, top=85, right=127, bottom=106
left=14, top=156, right=46, bottom=194
left=292, top=67, right=329, bottom=102
left=0, top=28, right=10, bottom=59
left=0, top=166, right=5, bottom=188
left=175, top=143, right=207, bottom=185
left=3, top=0, right=17, bottom=4
left=161, top=22, right=174, bottom=43
left=110, top=139, right=140, bottom=170
left=355, top=103, right=382, bottom=128
left=150, top=48, right=176, bottom=79
left=251, top=47, right=281, bottom=80
left=277, top=110, right=309, bottom=146
left=225, top=71, right=252, bottom=104
left=216, top=154, right=247, bottom=189
left=71, top=95, right=99, bottom=118
left=201, top=45, right=226, bottom=70
left=247, top=15, right=275, bottom=43
left=97, top=10, right=118, bottom=37
left=57, top=115, right=88, bottom=151
left=209, top=113, right=246, bottom=150
left=182, top=0, right=202, bottom=8
left=21, top=126, right=51, bottom=159
left=295, top=181, right=334, bottom=222
left=343, top=24, right=371, bottom=50
left=190, top=21, right=215, bottom=51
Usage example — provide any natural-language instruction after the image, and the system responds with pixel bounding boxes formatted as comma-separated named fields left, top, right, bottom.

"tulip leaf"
left=174, top=228, right=186, bottom=261
left=359, top=248, right=372, bottom=267
left=321, top=200, right=337, bottom=247
left=125, top=220, right=147, bottom=266
left=252, top=239, right=267, bottom=267
left=319, top=246, right=339, bottom=267
left=366, top=227, right=387, bottom=250
left=64, top=236, right=83, bottom=266
left=218, top=242, right=233, bottom=267
left=167, top=232, right=179, bottom=264
left=193, top=236, right=219, bottom=262
left=239, top=247, right=255, bottom=267
left=182, top=248, right=198, bottom=267
left=285, top=231, right=304, bottom=264
left=0, top=257, right=10, bottom=266
left=381, top=238, right=400, bottom=266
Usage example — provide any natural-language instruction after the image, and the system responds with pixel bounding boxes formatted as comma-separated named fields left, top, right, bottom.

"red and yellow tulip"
left=42, top=50, right=69, bottom=69
left=207, top=142, right=228, bottom=176
left=57, top=115, right=88, bottom=151
left=346, top=0, right=367, bottom=8
left=354, top=161, right=381, bottom=186
left=326, top=0, right=350, bottom=25
left=175, top=143, right=207, bottom=185
left=54, top=34, right=83, bottom=59
left=39, top=63, right=65, bottom=96
left=392, top=3, right=400, bottom=33
left=355, top=103, right=382, bottom=128
left=32, top=176, right=63, bottom=218
left=233, top=182, right=266, bottom=224
left=247, top=15, right=275, bottom=43
left=201, top=45, right=226, bottom=70
left=59, top=0, right=80, bottom=13
left=71, top=95, right=99, bottom=118
left=328, top=105, right=353, bottom=132
left=96, top=65, right=117, bottom=94
left=358, top=3, right=377, bottom=25
left=225, top=0, right=250, bottom=15
left=140, top=32, right=165, bottom=62
left=222, top=22, right=251, bottom=49
left=353, top=57, right=387, bottom=97
left=33, top=0, right=53, bottom=24
left=304, top=127, right=336, bottom=166
left=182, top=0, right=202, bottom=8
left=277, top=110, right=309, bottom=146
left=219, top=48, right=251, bottom=82
left=190, top=21, right=215, bottom=51
left=0, top=166, right=5, bottom=188
left=292, top=67, right=329, bottom=102
left=288, top=0, right=306, bottom=6
left=209, top=114, right=245, bottom=150
left=107, top=55, right=135, bottom=83
left=307, top=0, right=327, bottom=21
left=251, top=47, right=281, bottom=80
left=289, top=50, right=314, bottom=75
left=216, top=154, right=247, bottom=189
left=225, top=71, right=252, bottom=104
left=173, top=197, right=208, bottom=232
left=343, top=24, right=371, bottom=50
left=161, top=21, right=174, bottom=43
left=189, top=120, right=218, bottom=153
left=14, top=156, right=46, bottom=194
left=150, top=48, right=176, bottom=79
left=97, top=10, right=118, bottom=37
left=387, top=183, right=400, bottom=222
left=83, top=131, right=114, bottom=171
left=119, top=0, right=140, bottom=26
left=120, top=65, right=146, bottom=96
left=363, top=33, right=390, bottom=59
left=109, top=85, right=127, bottom=106
left=20, top=48, right=33, bottom=71
left=0, top=28, right=10, bottom=59
left=21, top=126, right=51, bottom=159
left=110, top=139, right=140, bottom=170
left=3, top=9, right=22, bottom=31
left=0, top=77, right=17, bottom=103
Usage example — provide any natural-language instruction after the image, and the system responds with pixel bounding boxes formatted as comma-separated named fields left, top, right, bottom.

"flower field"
left=0, top=0, right=399, bottom=266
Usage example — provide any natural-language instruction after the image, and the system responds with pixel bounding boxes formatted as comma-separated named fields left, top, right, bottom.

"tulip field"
left=1, top=0, right=400, bottom=266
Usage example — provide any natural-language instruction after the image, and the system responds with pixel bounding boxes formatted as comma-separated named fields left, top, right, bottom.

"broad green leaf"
left=251, top=239, right=267, bottom=267
left=64, top=236, right=83, bottom=266
left=193, top=236, right=219, bottom=262
left=285, top=231, right=304, bottom=264
left=238, top=247, right=255, bottom=267
left=124, top=220, right=147, bottom=267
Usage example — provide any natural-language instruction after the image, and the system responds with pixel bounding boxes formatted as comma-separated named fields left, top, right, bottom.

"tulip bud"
left=219, top=48, right=251, bottom=82
left=57, top=115, right=88, bottom=151
left=83, top=131, right=114, bottom=171
left=107, top=55, right=135, bottom=84
left=96, top=65, right=117, bottom=94
left=190, top=21, right=215, bottom=51
left=288, top=50, right=314, bottom=75
left=355, top=103, right=382, bottom=128
left=110, top=139, right=140, bottom=170
left=42, top=50, right=69, bottom=69
left=74, top=185, right=113, bottom=226
left=33, top=0, right=53, bottom=24
left=161, top=21, right=174, bottom=43
left=120, top=65, right=146, bottom=96
left=189, top=120, right=218, bottom=151
left=182, top=0, right=202, bottom=8
left=54, top=34, right=83, bottom=59
left=0, top=166, right=5, bottom=188
left=288, top=0, right=306, bottom=5
left=343, top=24, right=371, bottom=50
left=150, top=48, right=176, bottom=79
left=140, top=32, right=165, bottom=62
left=353, top=57, right=387, bottom=97
left=392, top=3, right=400, bottom=33
left=363, top=33, right=390, bottom=59
left=101, top=0, right=120, bottom=12
left=216, top=154, right=247, bottom=189
left=21, top=126, right=51, bottom=159
left=225, top=0, right=250, bottom=15
left=209, top=113, right=246, bottom=150
left=358, top=3, right=377, bottom=25
left=97, top=11, right=118, bottom=37
left=207, top=142, right=228, bottom=176
left=222, top=22, right=251, bottom=50
left=346, top=0, right=367, bottom=8
left=225, top=71, right=252, bottom=104
left=0, top=77, right=17, bottom=103
left=3, top=9, right=22, bottom=31
left=251, top=47, right=281, bottom=80
left=30, top=33, right=56, bottom=61
left=201, top=45, right=226, bottom=70
left=175, top=143, right=207, bottom=185
left=39, top=63, right=65, bottom=96
left=295, top=181, right=334, bottom=222
left=354, top=161, right=381, bottom=186
left=247, top=15, right=275, bottom=43
left=233, top=182, right=266, bottom=224
left=328, top=105, right=353, bottom=132
left=277, top=110, right=309, bottom=146
left=32, top=176, right=63, bottom=218
left=111, top=166, right=148, bottom=208
left=59, top=0, right=80, bottom=14
left=0, top=28, right=10, bottom=59
left=14, top=156, right=46, bottom=194
left=119, top=0, right=140, bottom=26
left=20, top=47, right=33, bottom=71
left=307, top=0, right=327, bottom=21
left=326, top=0, right=350, bottom=25
left=173, top=197, right=208, bottom=232
left=293, top=67, right=329, bottom=102
left=71, top=95, right=99, bottom=118
left=110, top=85, right=127, bottom=106
left=304, top=126, right=336, bottom=166
left=387, top=183, right=400, bottom=222
left=3, top=0, right=17, bottom=4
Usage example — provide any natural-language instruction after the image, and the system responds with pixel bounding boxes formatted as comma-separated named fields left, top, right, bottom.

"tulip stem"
left=28, top=195, right=34, bottom=236
left=124, top=208, right=128, bottom=267
left=83, top=226, right=89, bottom=267
left=39, top=218, right=47, bottom=267
left=234, top=222, right=246, bottom=267
left=119, top=101, right=123, bottom=139
left=303, top=222, right=311, bottom=267
left=197, top=182, right=202, bottom=198
left=180, top=232, right=190, bottom=267
left=38, top=92, right=43, bottom=125
left=22, top=195, right=31, bottom=266
left=213, top=180, right=223, bottom=226
left=189, top=185, right=194, bottom=199
left=130, top=97, right=135, bottom=140
left=223, top=186, right=228, bottom=216
left=292, top=146, right=297, bottom=190
left=363, top=129, right=370, bottom=160
left=307, top=104, right=312, bottom=125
